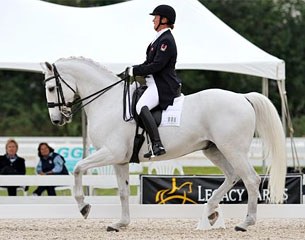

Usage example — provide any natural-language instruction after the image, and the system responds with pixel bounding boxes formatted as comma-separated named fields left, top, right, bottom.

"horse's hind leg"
left=203, top=144, right=240, bottom=225
left=219, top=146, right=261, bottom=231
left=233, top=159, right=260, bottom=231
left=107, top=163, right=131, bottom=232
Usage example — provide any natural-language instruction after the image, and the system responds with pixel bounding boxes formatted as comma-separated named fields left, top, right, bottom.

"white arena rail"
left=0, top=203, right=304, bottom=219
left=0, top=176, right=304, bottom=219
left=0, top=175, right=140, bottom=188
left=0, top=175, right=140, bottom=204
left=1, top=137, right=305, bottom=168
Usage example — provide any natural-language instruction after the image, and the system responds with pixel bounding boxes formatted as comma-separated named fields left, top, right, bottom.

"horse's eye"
left=48, top=87, right=55, bottom=92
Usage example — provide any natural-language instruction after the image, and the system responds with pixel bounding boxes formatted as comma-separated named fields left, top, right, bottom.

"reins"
left=70, top=76, right=125, bottom=115
left=123, top=73, right=140, bottom=122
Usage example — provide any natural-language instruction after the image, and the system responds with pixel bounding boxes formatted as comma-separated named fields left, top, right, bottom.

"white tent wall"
left=0, top=0, right=285, bottom=80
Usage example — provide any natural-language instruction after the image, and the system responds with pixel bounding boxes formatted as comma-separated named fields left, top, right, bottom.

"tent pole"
left=262, top=77, right=269, bottom=97
left=281, top=79, right=287, bottom=134
left=261, top=78, right=269, bottom=172
left=278, top=79, right=301, bottom=172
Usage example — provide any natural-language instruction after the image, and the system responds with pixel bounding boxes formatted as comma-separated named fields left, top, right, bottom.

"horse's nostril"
left=52, top=120, right=60, bottom=125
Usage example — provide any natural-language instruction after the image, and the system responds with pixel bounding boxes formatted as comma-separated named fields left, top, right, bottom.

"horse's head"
left=42, top=62, right=77, bottom=126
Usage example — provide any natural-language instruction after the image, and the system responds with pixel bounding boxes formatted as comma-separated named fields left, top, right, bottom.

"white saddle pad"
left=124, top=83, right=184, bottom=127
left=160, top=94, right=184, bottom=127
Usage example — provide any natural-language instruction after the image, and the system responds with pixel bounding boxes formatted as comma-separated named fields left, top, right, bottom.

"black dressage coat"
left=132, top=29, right=180, bottom=110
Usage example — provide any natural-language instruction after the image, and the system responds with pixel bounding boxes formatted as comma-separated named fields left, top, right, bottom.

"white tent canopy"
left=0, top=0, right=285, bottom=80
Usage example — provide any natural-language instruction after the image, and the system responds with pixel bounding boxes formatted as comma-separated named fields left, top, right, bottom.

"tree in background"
left=0, top=70, right=82, bottom=136
left=0, top=0, right=304, bottom=135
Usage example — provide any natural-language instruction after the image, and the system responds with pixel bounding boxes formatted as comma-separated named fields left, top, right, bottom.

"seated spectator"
left=32, top=142, right=69, bottom=196
left=0, top=139, right=26, bottom=196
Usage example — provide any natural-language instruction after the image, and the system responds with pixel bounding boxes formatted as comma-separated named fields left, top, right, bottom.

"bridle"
left=44, top=63, right=126, bottom=118
left=44, top=64, right=75, bottom=118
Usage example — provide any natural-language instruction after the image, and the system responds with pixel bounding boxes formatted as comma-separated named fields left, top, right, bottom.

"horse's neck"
left=69, top=63, right=122, bottom=119
left=70, top=64, right=117, bottom=97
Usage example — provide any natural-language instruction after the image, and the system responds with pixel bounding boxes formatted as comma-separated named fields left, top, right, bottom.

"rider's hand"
left=125, top=67, right=133, bottom=77
left=124, top=67, right=135, bottom=83
left=118, top=67, right=133, bottom=81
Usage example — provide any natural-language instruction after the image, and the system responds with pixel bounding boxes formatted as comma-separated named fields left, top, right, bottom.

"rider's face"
left=153, top=15, right=161, bottom=31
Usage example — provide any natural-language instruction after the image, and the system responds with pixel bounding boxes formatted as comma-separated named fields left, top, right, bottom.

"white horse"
left=42, top=57, right=286, bottom=232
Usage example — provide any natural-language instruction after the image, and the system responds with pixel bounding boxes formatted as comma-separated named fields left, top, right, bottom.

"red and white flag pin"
left=160, top=44, right=167, bottom=51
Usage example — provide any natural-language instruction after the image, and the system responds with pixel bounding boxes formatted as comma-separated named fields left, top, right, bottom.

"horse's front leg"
left=73, top=167, right=90, bottom=218
left=107, top=163, right=130, bottom=232
left=73, top=146, right=115, bottom=218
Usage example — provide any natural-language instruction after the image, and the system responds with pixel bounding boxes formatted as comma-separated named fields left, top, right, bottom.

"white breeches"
left=136, top=75, right=159, bottom=115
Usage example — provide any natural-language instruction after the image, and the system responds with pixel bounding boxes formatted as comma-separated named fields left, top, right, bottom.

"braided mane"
left=56, top=56, right=120, bottom=80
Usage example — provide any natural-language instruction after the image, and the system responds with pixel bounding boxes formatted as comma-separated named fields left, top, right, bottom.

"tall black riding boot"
left=139, top=106, right=166, bottom=158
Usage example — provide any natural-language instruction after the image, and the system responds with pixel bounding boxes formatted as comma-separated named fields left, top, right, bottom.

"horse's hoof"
left=80, top=204, right=91, bottom=219
left=234, top=226, right=247, bottom=232
left=107, top=226, right=119, bottom=232
left=208, top=211, right=219, bottom=226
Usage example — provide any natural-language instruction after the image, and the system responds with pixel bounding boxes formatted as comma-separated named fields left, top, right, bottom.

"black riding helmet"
left=150, top=4, right=176, bottom=25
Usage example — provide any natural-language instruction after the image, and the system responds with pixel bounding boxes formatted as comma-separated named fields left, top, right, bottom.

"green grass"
left=0, top=166, right=265, bottom=196
left=26, top=167, right=36, bottom=175
left=183, top=166, right=265, bottom=175
left=183, top=166, right=223, bottom=175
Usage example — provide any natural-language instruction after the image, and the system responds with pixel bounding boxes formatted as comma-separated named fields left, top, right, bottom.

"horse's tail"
left=245, top=92, right=286, bottom=203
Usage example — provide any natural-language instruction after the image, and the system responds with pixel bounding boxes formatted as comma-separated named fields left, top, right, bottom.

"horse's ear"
left=41, top=62, right=53, bottom=73
left=45, top=62, right=53, bottom=71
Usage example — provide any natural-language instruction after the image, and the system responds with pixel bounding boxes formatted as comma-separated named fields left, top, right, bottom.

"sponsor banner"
left=140, top=174, right=302, bottom=204
left=56, top=146, right=95, bottom=172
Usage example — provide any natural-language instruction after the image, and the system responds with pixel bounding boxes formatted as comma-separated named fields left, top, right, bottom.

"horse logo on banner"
left=155, top=177, right=196, bottom=204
